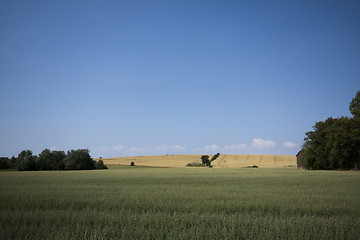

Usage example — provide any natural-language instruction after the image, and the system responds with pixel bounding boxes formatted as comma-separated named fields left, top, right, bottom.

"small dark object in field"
left=244, top=165, right=259, bottom=168
left=130, top=161, right=135, bottom=166
left=186, top=163, right=205, bottom=167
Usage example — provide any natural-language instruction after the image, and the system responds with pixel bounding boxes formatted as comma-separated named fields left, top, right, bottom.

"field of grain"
left=1, top=167, right=359, bottom=239
left=100, top=154, right=296, bottom=168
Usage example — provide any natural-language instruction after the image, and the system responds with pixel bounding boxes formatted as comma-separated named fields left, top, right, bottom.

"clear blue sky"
left=1, top=0, right=359, bottom=158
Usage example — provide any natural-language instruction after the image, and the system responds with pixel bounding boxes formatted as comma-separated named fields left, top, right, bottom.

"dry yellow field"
left=99, top=154, right=296, bottom=168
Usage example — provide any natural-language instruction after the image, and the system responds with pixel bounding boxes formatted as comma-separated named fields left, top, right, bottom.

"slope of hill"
left=99, top=154, right=296, bottom=168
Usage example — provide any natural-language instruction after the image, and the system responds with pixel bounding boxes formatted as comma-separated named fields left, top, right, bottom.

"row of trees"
left=0, top=149, right=107, bottom=171
left=301, top=90, right=360, bottom=170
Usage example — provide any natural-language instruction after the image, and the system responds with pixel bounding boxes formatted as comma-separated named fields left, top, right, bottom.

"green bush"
left=95, top=159, right=108, bottom=169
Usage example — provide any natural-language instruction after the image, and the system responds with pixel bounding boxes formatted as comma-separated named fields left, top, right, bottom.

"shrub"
left=244, top=166, right=259, bottom=168
left=94, top=159, right=108, bottom=169
left=186, top=163, right=206, bottom=167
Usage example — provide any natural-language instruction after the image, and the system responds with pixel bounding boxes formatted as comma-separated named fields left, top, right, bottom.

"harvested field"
left=99, top=154, right=296, bottom=168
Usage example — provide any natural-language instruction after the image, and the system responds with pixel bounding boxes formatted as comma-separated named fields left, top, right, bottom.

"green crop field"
left=1, top=166, right=359, bottom=239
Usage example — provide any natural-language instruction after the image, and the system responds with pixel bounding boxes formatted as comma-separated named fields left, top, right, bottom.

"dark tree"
left=302, top=90, right=360, bottom=170
left=349, top=90, right=360, bottom=118
left=63, top=149, right=94, bottom=170
left=52, top=150, right=66, bottom=170
left=201, top=155, right=209, bottom=165
left=0, top=157, right=11, bottom=169
left=37, top=149, right=66, bottom=170
left=9, top=156, right=16, bottom=169
left=16, top=150, right=37, bottom=171
left=200, top=153, right=220, bottom=167
left=37, top=149, right=51, bottom=170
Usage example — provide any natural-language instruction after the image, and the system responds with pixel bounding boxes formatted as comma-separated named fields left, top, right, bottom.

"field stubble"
left=0, top=167, right=359, bottom=239
left=100, top=154, right=296, bottom=168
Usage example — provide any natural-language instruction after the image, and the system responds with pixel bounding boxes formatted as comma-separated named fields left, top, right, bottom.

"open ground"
left=1, top=165, right=359, bottom=239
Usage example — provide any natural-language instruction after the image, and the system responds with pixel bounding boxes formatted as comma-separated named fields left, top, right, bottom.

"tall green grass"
left=1, top=167, right=359, bottom=239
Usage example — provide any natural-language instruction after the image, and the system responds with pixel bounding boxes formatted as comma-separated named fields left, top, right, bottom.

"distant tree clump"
left=301, top=90, right=360, bottom=170
left=0, top=148, right=107, bottom=171
left=64, top=149, right=95, bottom=170
left=15, top=150, right=37, bottom=171
left=37, top=149, right=66, bottom=170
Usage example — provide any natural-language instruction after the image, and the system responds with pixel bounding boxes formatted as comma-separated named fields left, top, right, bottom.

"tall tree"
left=16, top=150, right=37, bottom=171
left=37, top=149, right=53, bottom=170
left=37, top=149, right=66, bottom=170
left=302, top=91, right=360, bottom=170
left=349, top=90, right=360, bottom=118
left=52, top=150, right=66, bottom=170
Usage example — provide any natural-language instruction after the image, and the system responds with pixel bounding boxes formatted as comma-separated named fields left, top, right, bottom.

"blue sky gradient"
left=1, top=0, right=359, bottom=158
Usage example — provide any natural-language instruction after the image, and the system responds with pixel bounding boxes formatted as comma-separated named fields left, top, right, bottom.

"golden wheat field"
left=99, top=154, right=296, bottom=168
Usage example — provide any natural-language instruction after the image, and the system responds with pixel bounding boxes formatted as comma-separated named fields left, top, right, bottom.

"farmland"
left=1, top=166, right=359, bottom=239
left=100, top=154, right=296, bottom=168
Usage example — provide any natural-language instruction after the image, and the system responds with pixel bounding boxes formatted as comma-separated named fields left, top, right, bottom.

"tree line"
left=301, top=90, right=360, bottom=170
left=0, top=149, right=107, bottom=171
